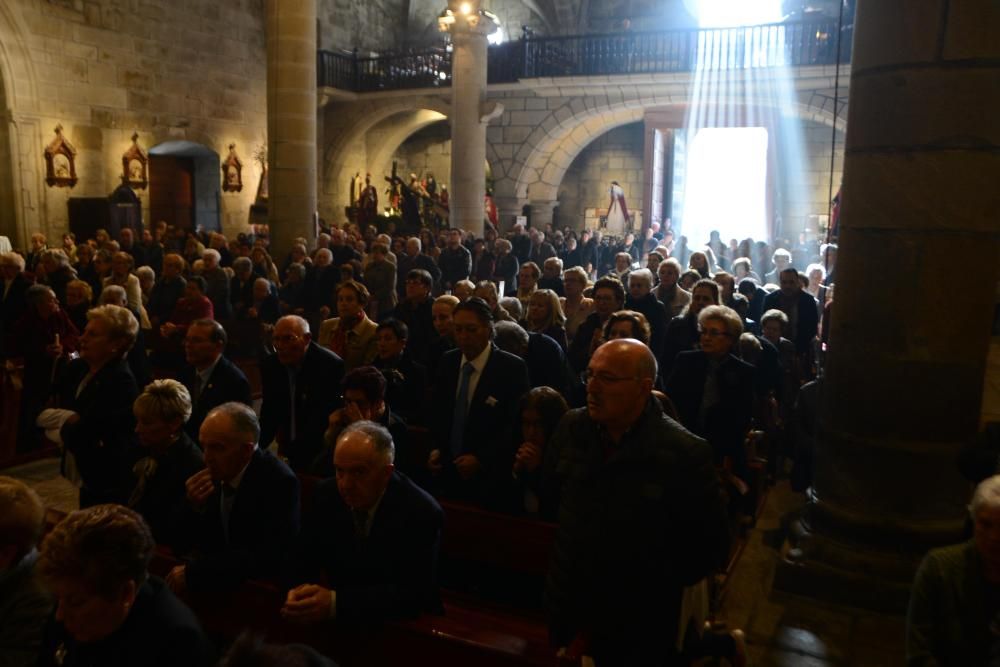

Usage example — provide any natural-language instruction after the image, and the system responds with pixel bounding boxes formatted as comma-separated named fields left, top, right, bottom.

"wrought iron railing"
left=318, top=18, right=852, bottom=92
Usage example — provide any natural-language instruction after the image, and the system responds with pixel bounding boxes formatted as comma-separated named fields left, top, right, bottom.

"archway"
left=148, top=141, right=221, bottom=232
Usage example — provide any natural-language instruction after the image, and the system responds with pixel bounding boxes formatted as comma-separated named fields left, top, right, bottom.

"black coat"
left=625, top=291, right=669, bottom=356
left=762, top=290, right=819, bottom=354
left=179, top=355, right=253, bottom=441
left=431, top=345, right=530, bottom=503
left=288, top=472, right=443, bottom=621
left=544, top=400, right=730, bottom=658
left=178, top=448, right=300, bottom=591
left=660, top=313, right=698, bottom=380
left=38, top=578, right=213, bottom=667
left=373, top=353, right=428, bottom=425
left=391, top=297, right=435, bottom=367
left=59, top=357, right=139, bottom=506
left=130, top=431, right=204, bottom=547
left=664, top=351, right=755, bottom=467
left=525, top=332, right=575, bottom=400
left=259, top=342, right=344, bottom=471
left=148, top=276, right=186, bottom=323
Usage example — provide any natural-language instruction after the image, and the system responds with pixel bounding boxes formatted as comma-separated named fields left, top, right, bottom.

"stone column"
left=444, top=3, right=495, bottom=237
left=493, top=195, right=525, bottom=232
left=266, top=0, right=317, bottom=256
left=529, top=199, right=558, bottom=230
left=775, top=0, right=1000, bottom=611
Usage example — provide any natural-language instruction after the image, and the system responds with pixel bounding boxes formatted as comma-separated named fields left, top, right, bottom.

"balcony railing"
left=318, top=18, right=852, bottom=93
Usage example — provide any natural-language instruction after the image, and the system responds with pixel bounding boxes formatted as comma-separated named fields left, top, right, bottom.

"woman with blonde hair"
left=526, top=288, right=568, bottom=352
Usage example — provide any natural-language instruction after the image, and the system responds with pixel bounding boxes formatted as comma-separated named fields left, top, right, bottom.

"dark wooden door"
left=149, top=155, right=194, bottom=230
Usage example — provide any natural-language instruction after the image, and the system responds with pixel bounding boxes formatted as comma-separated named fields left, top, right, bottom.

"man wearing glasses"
left=259, top=315, right=345, bottom=472
left=544, top=338, right=730, bottom=666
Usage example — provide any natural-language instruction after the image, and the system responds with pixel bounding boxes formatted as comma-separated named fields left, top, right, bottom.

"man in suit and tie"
left=282, top=421, right=443, bottom=623
left=167, top=402, right=300, bottom=593
left=259, top=315, right=345, bottom=471
left=429, top=298, right=530, bottom=505
left=180, top=319, right=252, bottom=441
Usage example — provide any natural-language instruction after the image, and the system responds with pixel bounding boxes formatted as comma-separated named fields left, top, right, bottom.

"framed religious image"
left=222, top=143, right=243, bottom=192
left=121, top=132, right=148, bottom=190
left=44, top=124, right=78, bottom=188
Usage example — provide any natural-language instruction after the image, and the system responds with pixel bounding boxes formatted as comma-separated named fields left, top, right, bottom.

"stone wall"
left=318, top=0, right=408, bottom=53
left=0, top=0, right=267, bottom=247
left=556, top=122, right=644, bottom=230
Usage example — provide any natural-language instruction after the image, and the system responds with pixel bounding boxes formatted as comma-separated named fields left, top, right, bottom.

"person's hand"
left=185, top=469, right=215, bottom=508
left=165, top=565, right=187, bottom=594
left=427, top=449, right=443, bottom=475
left=45, top=342, right=63, bottom=358
left=454, top=454, right=481, bottom=480
left=514, top=442, right=542, bottom=474
left=281, top=584, right=333, bottom=623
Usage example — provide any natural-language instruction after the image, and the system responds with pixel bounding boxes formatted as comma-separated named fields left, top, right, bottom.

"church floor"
left=4, top=456, right=906, bottom=666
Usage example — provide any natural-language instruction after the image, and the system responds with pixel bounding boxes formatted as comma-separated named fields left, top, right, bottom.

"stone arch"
left=321, top=95, right=450, bottom=221
left=505, top=92, right=846, bottom=207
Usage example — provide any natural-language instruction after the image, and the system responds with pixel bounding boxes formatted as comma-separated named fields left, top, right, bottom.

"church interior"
left=0, top=0, right=998, bottom=665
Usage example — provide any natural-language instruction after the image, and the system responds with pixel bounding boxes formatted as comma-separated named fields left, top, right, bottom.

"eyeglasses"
left=273, top=334, right=302, bottom=345
left=699, top=328, right=730, bottom=338
left=584, top=370, right=641, bottom=385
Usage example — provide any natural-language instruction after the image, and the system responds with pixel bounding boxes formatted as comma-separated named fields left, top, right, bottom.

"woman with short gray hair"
left=129, top=379, right=203, bottom=544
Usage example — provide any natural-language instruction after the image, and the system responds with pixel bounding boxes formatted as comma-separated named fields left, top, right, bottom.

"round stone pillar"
left=266, top=0, right=317, bottom=256
left=529, top=199, right=558, bottom=230
left=445, top=4, right=493, bottom=237
left=776, top=0, right=1000, bottom=611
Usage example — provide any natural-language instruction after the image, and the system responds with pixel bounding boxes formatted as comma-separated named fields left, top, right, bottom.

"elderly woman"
left=148, top=254, right=187, bottom=327
left=36, top=504, right=212, bottom=666
left=559, top=266, right=594, bottom=345
left=200, top=249, right=232, bottom=319
left=526, top=288, right=568, bottom=352
left=602, top=309, right=652, bottom=347
left=0, top=477, right=52, bottom=664
left=318, top=279, right=377, bottom=371
left=9, top=285, right=80, bottom=450
left=57, top=304, right=140, bottom=507
left=129, top=379, right=204, bottom=546
left=100, top=285, right=153, bottom=390
left=664, top=304, right=754, bottom=477
left=655, top=258, right=692, bottom=319
left=230, top=256, right=256, bottom=316
left=135, top=265, right=155, bottom=307
left=492, top=238, right=519, bottom=297
left=661, top=278, right=720, bottom=379
left=688, top=251, right=712, bottom=279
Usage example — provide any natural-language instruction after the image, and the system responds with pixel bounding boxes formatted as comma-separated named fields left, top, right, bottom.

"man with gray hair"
left=494, top=320, right=574, bottom=399
left=907, top=474, right=1000, bottom=664
left=168, top=402, right=300, bottom=594
left=283, top=420, right=443, bottom=623
left=396, top=237, right=441, bottom=299
left=545, top=339, right=729, bottom=665
left=625, top=267, right=668, bottom=354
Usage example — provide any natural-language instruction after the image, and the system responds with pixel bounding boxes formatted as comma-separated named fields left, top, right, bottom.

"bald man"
left=284, top=421, right=443, bottom=622
left=543, top=339, right=730, bottom=666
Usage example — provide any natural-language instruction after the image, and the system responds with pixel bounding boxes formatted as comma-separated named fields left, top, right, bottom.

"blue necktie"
left=450, top=362, right=475, bottom=457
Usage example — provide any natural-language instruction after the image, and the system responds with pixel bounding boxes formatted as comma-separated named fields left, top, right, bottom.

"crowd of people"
left=0, top=216, right=844, bottom=666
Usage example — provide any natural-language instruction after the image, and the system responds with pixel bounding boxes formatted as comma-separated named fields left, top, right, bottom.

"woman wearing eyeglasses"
left=664, top=304, right=754, bottom=479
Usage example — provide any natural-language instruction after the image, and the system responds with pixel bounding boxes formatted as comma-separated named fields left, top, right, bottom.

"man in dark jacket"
left=396, top=238, right=441, bottom=299
left=544, top=340, right=729, bottom=666
left=283, top=421, right=443, bottom=623
left=430, top=298, right=530, bottom=505
left=179, top=319, right=252, bottom=441
left=438, top=228, right=472, bottom=292
left=762, top=268, right=819, bottom=358
left=259, top=315, right=344, bottom=471
left=169, top=402, right=300, bottom=593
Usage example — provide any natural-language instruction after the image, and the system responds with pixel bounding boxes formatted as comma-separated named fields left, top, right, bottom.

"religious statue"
left=605, top=180, right=630, bottom=234
left=358, top=173, right=379, bottom=227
